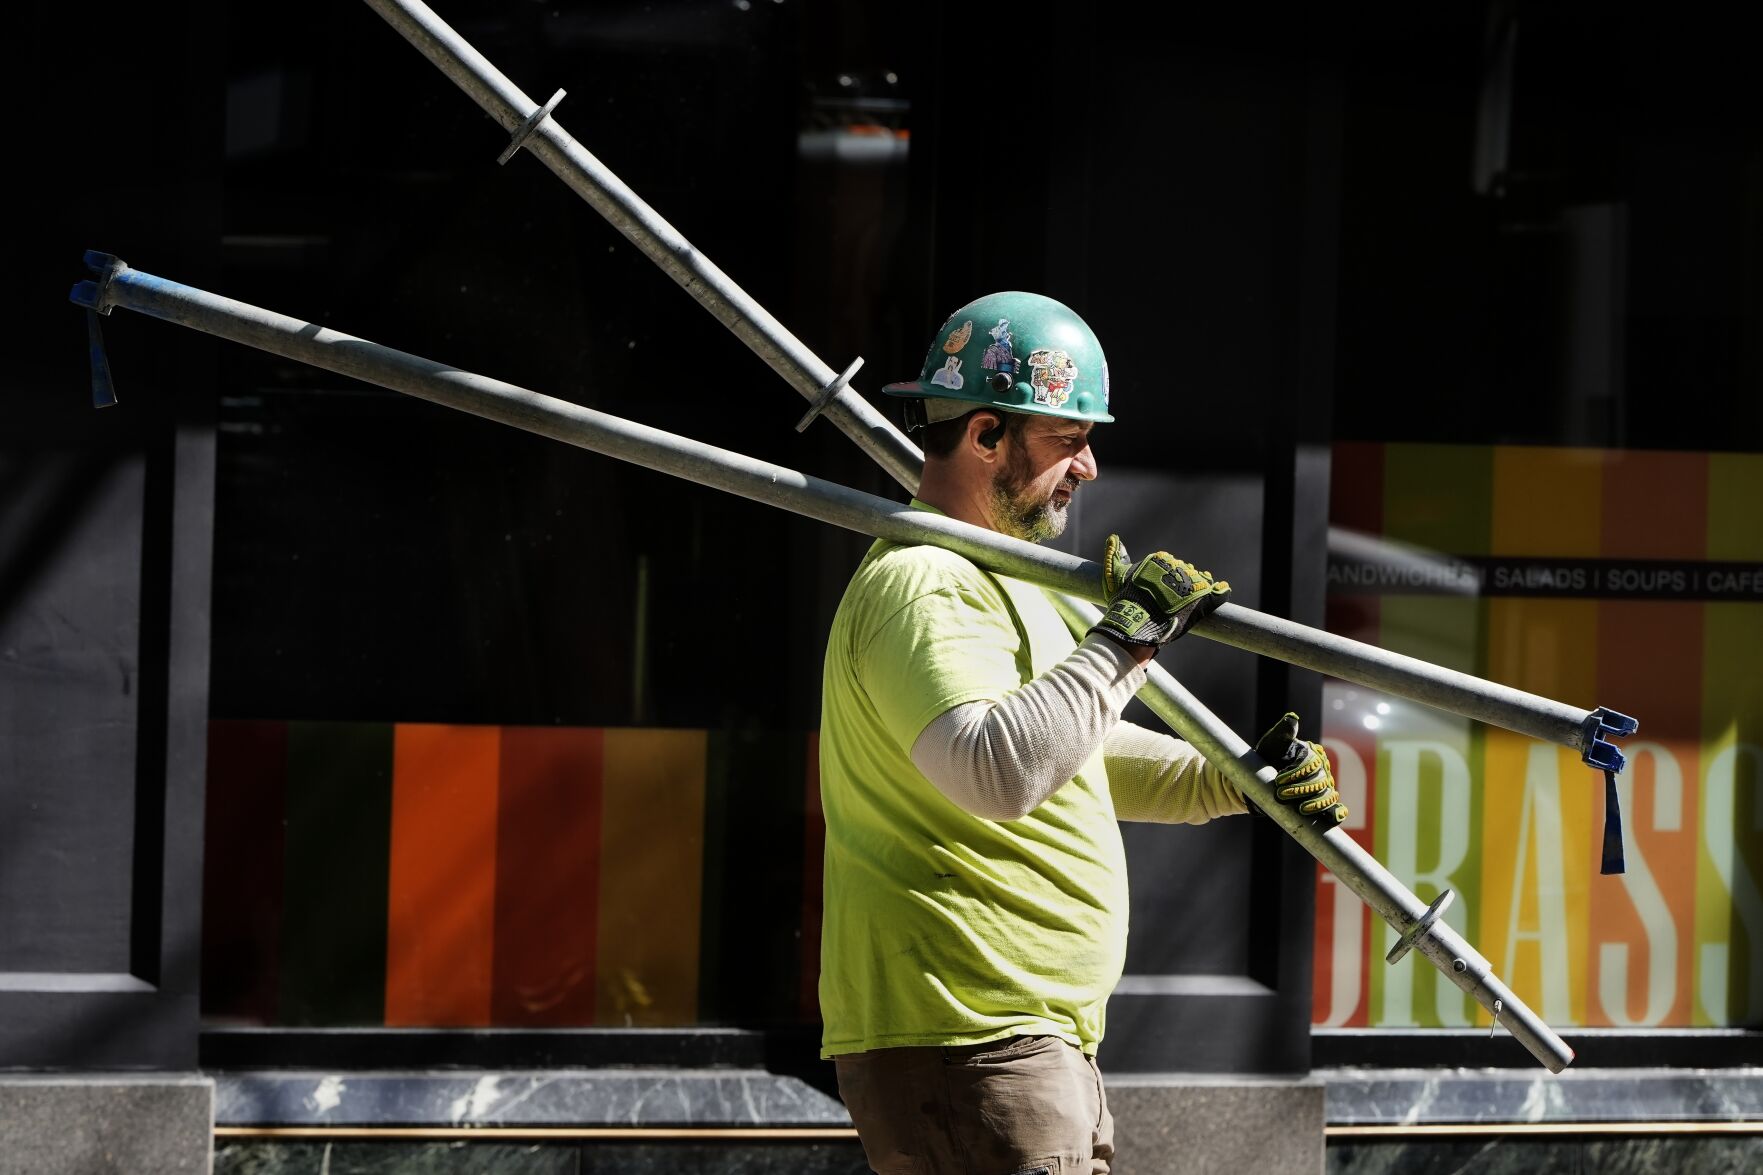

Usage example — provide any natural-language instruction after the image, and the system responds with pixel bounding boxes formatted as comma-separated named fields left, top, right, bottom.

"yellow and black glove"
left=1254, top=712, right=1348, bottom=825
left=1089, top=534, right=1230, bottom=648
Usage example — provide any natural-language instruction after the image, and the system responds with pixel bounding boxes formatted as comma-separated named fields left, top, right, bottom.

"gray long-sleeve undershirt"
left=909, top=634, right=1247, bottom=823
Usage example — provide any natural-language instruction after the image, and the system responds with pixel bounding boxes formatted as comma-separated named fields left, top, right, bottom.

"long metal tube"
left=358, top=0, right=1583, bottom=1071
left=71, top=259, right=1574, bottom=1071
left=357, top=0, right=1606, bottom=759
left=358, top=0, right=922, bottom=493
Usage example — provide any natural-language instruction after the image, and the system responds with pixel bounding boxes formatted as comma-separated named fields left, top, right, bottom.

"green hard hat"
left=882, top=291, right=1114, bottom=423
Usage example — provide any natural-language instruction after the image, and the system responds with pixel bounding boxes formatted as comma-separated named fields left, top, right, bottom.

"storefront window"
left=1315, top=443, right=1762, bottom=1028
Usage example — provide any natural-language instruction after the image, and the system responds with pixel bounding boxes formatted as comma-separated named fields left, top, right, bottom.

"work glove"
left=1253, top=712, right=1348, bottom=825
left=1089, top=534, right=1230, bottom=648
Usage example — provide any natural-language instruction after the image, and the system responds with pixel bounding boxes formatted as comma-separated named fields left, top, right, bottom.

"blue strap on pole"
left=85, top=309, right=117, bottom=407
left=69, top=251, right=123, bottom=408
left=1600, top=769, right=1625, bottom=875
left=1580, top=707, right=1637, bottom=876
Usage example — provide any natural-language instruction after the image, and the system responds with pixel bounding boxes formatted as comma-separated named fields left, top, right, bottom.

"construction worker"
left=817, top=291, right=1347, bottom=1174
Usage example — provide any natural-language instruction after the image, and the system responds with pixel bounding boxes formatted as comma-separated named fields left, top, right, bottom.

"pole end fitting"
left=71, top=251, right=126, bottom=316
left=1582, top=706, right=1638, bottom=876
left=1579, top=705, right=1638, bottom=773
left=1385, top=889, right=1455, bottom=966
left=72, top=252, right=126, bottom=408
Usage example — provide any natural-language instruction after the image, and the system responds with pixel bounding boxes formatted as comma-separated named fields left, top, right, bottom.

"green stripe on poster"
left=1369, top=444, right=1491, bottom=1028
left=699, top=728, right=807, bottom=1025
left=279, top=722, right=394, bottom=1026
left=1382, top=444, right=1493, bottom=556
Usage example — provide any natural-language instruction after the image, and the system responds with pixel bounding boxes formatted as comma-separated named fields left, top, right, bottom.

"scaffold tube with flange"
left=69, top=256, right=1575, bottom=1071
left=356, top=0, right=1629, bottom=769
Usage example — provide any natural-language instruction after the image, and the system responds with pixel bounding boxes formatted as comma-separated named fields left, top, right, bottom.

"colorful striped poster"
left=1318, top=442, right=1763, bottom=1029
left=202, top=443, right=1760, bottom=1033
left=202, top=723, right=816, bottom=1029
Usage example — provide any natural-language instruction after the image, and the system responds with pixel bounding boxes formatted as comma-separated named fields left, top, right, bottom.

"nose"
left=1071, top=443, right=1098, bottom=482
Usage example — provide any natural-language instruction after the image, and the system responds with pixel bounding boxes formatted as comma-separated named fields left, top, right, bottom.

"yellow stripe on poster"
left=596, top=729, right=707, bottom=1025
left=1480, top=447, right=1603, bottom=1027
left=1697, top=453, right=1763, bottom=1026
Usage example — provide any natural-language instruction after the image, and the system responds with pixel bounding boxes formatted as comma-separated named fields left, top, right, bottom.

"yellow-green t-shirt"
left=817, top=522, right=1128, bottom=1058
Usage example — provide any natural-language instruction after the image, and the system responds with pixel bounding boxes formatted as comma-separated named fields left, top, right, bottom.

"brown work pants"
left=834, top=1034, right=1115, bottom=1175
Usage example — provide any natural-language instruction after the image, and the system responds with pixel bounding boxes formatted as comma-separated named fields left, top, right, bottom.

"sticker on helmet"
left=981, top=318, right=1016, bottom=376
left=1027, top=348, right=1077, bottom=408
left=943, top=320, right=973, bottom=353
left=1102, top=361, right=1110, bottom=407
left=930, top=356, right=965, bottom=390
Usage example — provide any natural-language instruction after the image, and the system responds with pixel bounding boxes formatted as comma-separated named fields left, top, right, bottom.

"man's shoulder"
left=851, top=541, right=994, bottom=600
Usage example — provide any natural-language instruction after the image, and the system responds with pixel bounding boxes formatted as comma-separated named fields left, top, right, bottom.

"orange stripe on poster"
left=1480, top=447, right=1602, bottom=1028
left=596, top=729, right=706, bottom=1025
left=386, top=724, right=500, bottom=1026
left=1587, top=453, right=1706, bottom=1027
left=1601, top=451, right=1708, bottom=561
left=493, top=727, right=603, bottom=1026
left=1591, top=597, right=1701, bottom=1028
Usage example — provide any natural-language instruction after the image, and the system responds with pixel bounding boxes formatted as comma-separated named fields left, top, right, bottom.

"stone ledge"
left=1319, top=1066, right=1763, bottom=1125
left=1106, top=1076, right=1325, bottom=1175
left=0, top=1074, right=213, bottom=1175
left=215, top=1069, right=850, bottom=1128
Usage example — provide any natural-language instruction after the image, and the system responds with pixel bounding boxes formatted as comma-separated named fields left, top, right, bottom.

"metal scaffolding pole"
left=70, top=255, right=1575, bottom=1071
left=356, top=0, right=1637, bottom=773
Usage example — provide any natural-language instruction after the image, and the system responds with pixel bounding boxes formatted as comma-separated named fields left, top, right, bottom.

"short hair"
left=919, top=408, right=1031, bottom=459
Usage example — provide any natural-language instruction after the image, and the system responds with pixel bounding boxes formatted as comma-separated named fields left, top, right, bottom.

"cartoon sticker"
left=930, top=356, right=965, bottom=390
left=1026, top=348, right=1076, bottom=408
left=980, top=318, right=1016, bottom=375
left=943, top=320, right=974, bottom=353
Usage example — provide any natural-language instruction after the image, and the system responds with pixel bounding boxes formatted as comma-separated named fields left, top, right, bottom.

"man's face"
left=987, top=414, right=1098, bottom=542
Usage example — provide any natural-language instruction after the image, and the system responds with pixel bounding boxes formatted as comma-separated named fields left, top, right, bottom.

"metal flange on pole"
left=67, top=255, right=1576, bottom=1071
left=357, top=0, right=925, bottom=494
left=1046, top=594, right=1574, bottom=1072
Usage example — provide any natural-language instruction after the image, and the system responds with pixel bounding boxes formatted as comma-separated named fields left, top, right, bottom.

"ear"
left=967, top=411, right=1006, bottom=461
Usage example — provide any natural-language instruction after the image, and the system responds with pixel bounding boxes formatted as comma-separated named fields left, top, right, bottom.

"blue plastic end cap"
left=1580, top=705, right=1639, bottom=773
left=84, top=250, right=122, bottom=275
left=1583, top=739, right=1627, bottom=773
left=70, top=280, right=100, bottom=309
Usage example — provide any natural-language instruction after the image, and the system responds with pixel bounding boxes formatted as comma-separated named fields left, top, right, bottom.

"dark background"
left=17, top=1, right=1760, bottom=726
left=4, top=0, right=1759, bottom=1069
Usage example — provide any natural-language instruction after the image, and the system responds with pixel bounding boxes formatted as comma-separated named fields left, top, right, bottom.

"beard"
left=988, top=449, right=1073, bottom=543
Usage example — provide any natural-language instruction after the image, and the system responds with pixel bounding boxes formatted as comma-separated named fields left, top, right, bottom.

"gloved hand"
left=1253, top=712, right=1348, bottom=825
left=1089, top=534, right=1230, bottom=648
